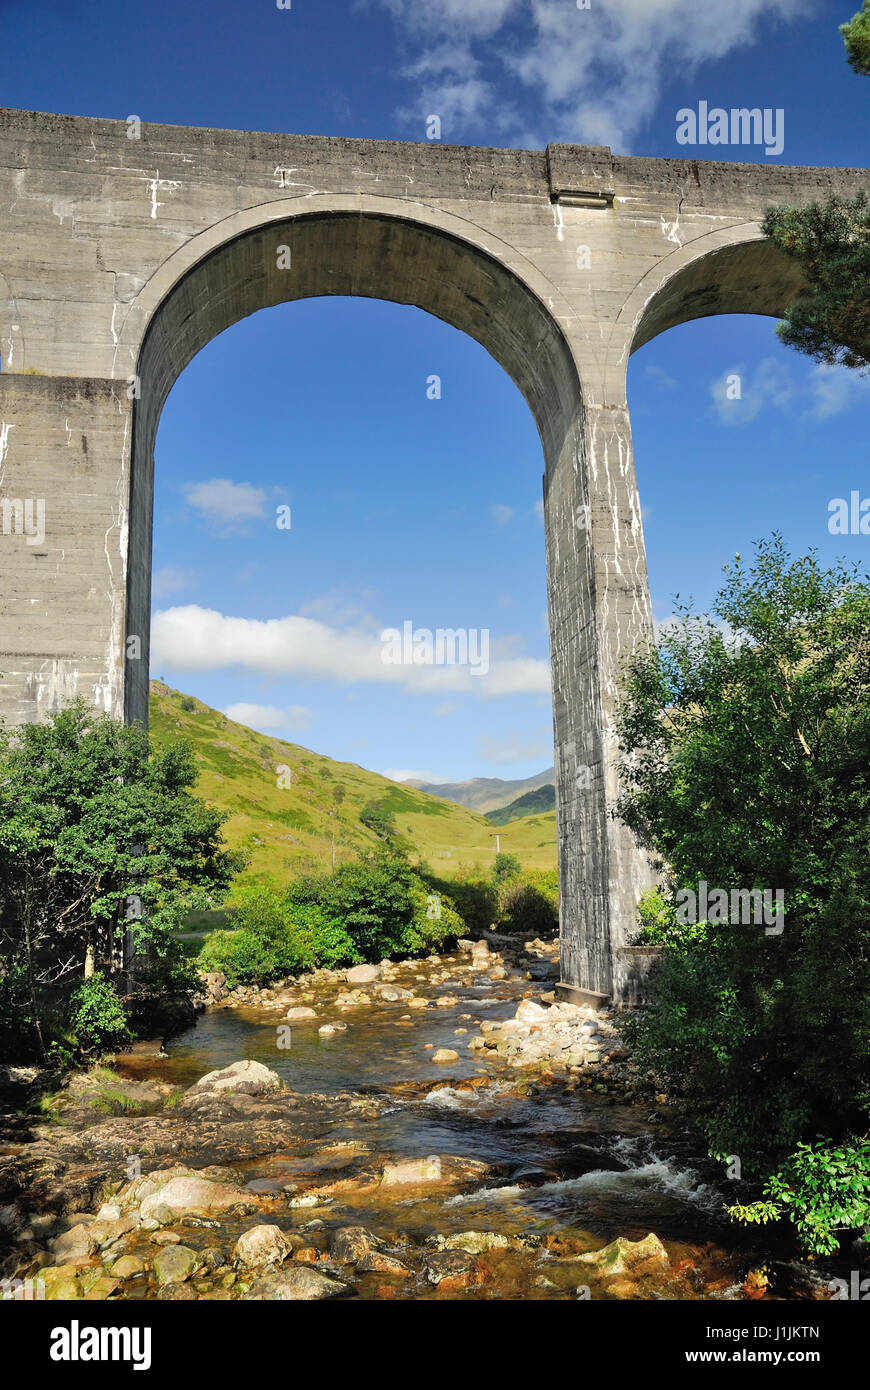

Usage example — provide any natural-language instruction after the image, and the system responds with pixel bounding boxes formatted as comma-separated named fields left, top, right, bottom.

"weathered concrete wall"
left=1, top=106, right=867, bottom=998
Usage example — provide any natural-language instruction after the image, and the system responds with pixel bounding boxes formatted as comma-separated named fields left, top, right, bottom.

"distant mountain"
left=408, top=766, right=555, bottom=816
left=485, top=783, right=555, bottom=826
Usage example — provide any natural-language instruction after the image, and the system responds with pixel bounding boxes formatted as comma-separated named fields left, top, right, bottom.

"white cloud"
left=711, top=357, right=794, bottom=425
left=382, top=768, right=449, bottom=784
left=805, top=363, right=870, bottom=421
left=712, top=358, right=870, bottom=426
left=151, top=605, right=551, bottom=696
left=183, top=478, right=268, bottom=528
left=224, top=702, right=312, bottom=733
left=490, top=502, right=514, bottom=526
left=383, top=0, right=805, bottom=150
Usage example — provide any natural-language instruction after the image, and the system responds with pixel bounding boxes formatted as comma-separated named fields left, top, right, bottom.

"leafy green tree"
left=762, top=193, right=870, bottom=373
left=359, top=799, right=397, bottom=842
left=0, top=700, right=240, bottom=1059
left=66, top=973, right=131, bottom=1058
left=200, top=879, right=358, bottom=986
left=492, top=851, right=521, bottom=886
left=616, top=538, right=870, bottom=1250
left=842, top=1, right=870, bottom=74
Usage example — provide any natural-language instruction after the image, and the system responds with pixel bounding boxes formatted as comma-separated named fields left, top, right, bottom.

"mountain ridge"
left=406, top=766, right=555, bottom=815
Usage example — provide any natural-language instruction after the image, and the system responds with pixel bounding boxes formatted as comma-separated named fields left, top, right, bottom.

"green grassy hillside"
left=148, top=682, right=557, bottom=888
left=486, top=783, right=556, bottom=825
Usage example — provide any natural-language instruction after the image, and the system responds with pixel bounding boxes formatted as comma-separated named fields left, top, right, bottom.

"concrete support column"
left=0, top=374, right=130, bottom=725
left=548, top=390, right=655, bottom=1002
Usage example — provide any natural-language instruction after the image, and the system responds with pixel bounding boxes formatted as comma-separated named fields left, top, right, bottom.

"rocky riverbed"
left=0, top=934, right=836, bottom=1301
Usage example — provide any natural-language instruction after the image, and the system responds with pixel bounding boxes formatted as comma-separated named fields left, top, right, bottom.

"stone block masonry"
left=1, top=106, right=866, bottom=998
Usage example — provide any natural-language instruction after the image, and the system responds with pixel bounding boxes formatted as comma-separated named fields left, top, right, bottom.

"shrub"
left=492, top=852, right=521, bottom=886
left=203, top=853, right=465, bottom=985
left=729, top=1137, right=870, bottom=1256
left=617, top=537, right=870, bottom=1250
left=67, top=974, right=130, bottom=1057
left=430, top=869, right=497, bottom=935
left=497, top=870, right=559, bottom=936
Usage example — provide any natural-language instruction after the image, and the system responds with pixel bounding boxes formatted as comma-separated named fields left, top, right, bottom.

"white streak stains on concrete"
left=0, top=420, right=13, bottom=486
left=36, top=660, right=81, bottom=715
left=145, top=171, right=181, bottom=219
left=100, top=407, right=130, bottom=716
left=553, top=202, right=565, bottom=242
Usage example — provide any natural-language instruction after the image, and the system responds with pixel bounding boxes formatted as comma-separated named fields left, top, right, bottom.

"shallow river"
left=113, top=955, right=816, bottom=1300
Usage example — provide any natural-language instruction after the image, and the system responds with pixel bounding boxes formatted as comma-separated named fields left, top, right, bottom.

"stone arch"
left=615, top=225, right=807, bottom=371
left=123, top=201, right=591, bottom=747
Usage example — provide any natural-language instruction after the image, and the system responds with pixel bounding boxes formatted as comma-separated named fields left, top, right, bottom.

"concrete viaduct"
left=0, top=106, right=866, bottom=1003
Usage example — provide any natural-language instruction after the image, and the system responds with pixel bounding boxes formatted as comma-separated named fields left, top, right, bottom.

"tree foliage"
left=762, top=192, right=870, bottom=373
left=0, top=701, right=240, bottom=1060
left=200, top=850, right=464, bottom=986
left=841, top=1, right=870, bottom=75
left=359, top=799, right=397, bottom=842
left=617, top=538, right=870, bottom=1249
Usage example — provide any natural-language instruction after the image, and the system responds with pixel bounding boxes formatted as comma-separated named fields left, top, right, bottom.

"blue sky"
left=3, top=0, right=868, bottom=782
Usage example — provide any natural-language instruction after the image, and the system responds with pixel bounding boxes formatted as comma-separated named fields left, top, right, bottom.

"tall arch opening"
left=126, top=211, right=587, bottom=727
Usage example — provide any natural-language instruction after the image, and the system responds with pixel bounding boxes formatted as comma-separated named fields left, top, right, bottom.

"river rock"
left=430, top=1230, right=539, bottom=1254
left=140, top=1174, right=253, bottom=1219
left=242, top=1265, right=353, bottom=1300
left=345, top=964, right=380, bottom=984
left=110, top=1255, right=146, bottom=1279
left=51, top=1223, right=98, bottom=1261
left=153, top=1244, right=201, bottom=1285
left=234, top=1224, right=293, bottom=1268
left=577, top=1233, right=669, bottom=1277
left=515, top=1000, right=549, bottom=1022
left=41, top=1265, right=83, bottom=1300
left=329, top=1225, right=376, bottom=1264
left=356, top=1251, right=410, bottom=1276
left=156, top=1282, right=198, bottom=1300
left=82, top=1274, right=121, bottom=1300
left=184, top=1059, right=284, bottom=1097
left=381, top=1155, right=442, bottom=1185
left=285, top=1006, right=317, bottom=1020
left=432, top=1049, right=460, bottom=1064
left=425, top=1249, right=482, bottom=1288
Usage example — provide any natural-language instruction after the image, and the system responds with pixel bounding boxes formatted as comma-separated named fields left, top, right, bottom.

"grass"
left=148, top=681, right=557, bottom=890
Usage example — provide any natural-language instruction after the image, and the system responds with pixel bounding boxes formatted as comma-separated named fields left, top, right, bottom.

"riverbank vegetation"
left=0, top=702, right=240, bottom=1064
left=198, top=850, right=557, bottom=988
left=617, top=536, right=870, bottom=1254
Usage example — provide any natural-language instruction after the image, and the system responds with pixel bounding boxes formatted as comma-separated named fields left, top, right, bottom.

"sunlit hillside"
left=148, top=682, right=557, bottom=888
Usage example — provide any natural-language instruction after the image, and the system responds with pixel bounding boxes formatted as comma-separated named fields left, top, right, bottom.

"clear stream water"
left=113, top=954, right=818, bottom=1300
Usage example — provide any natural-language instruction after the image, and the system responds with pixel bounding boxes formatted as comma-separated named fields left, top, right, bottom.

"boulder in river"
left=346, top=964, right=380, bottom=984
left=242, top=1265, right=354, bottom=1300
left=153, top=1244, right=201, bottom=1286
left=233, top=1224, right=293, bottom=1269
left=577, top=1232, right=669, bottom=1277
left=139, top=1173, right=254, bottom=1220
left=329, top=1225, right=378, bottom=1265
left=381, top=1155, right=442, bottom=1185
left=184, top=1059, right=284, bottom=1098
